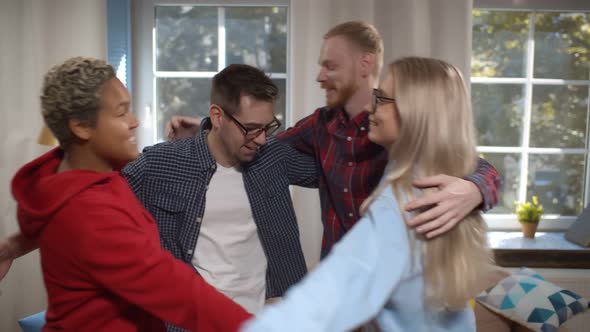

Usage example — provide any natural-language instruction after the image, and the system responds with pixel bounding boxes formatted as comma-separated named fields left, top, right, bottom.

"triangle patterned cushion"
left=476, top=267, right=589, bottom=332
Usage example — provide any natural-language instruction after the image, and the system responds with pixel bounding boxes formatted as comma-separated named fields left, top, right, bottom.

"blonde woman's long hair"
left=361, top=57, right=495, bottom=310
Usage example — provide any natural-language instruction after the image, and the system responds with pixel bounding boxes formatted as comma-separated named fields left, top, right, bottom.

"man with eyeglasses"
left=120, top=64, right=317, bottom=330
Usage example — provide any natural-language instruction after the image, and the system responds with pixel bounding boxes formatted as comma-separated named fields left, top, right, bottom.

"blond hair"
left=361, top=57, right=495, bottom=310
left=324, top=21, right=383, bottom=77
left=41, top=57, right=115, bottom=148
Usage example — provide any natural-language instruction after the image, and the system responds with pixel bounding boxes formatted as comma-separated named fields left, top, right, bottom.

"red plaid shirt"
left=279, top=107, right=500, bottom=258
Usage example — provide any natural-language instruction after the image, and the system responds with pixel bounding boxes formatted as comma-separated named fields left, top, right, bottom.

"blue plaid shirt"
left=122, top=118, right=318, bottom=331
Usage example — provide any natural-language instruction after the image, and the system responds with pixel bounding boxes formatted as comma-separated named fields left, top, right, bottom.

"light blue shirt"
left=241, top=185, right=475, bottom=332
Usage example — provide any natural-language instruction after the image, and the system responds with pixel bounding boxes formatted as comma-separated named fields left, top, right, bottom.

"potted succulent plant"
left=515, top=196, right=544, bottom=239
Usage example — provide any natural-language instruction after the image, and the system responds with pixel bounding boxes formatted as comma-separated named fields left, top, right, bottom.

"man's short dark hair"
left=211, top=64, right=278, bottom=115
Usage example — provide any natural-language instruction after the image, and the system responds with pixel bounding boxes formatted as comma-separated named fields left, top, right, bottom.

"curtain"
left=289, top=0, right=473, bottom=267
left=0, top=1, right=106, bottom=330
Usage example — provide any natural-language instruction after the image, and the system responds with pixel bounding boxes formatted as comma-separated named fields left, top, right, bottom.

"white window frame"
left=133, top=0, right=290, bottom=149
left=473, top=0, right=590, bottom=231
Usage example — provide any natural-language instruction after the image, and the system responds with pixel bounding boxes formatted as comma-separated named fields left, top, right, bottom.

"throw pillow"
left=476, top=267, right=589, bottom=332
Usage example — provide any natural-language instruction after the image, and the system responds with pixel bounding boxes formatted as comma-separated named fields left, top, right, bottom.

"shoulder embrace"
left=258, top=137, right=291, bottom=159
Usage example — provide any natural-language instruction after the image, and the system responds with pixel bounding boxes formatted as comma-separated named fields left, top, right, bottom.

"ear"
left=359, top=53, right=376, bottom=78
left=209, top=104, right=223, bottom=129
left=68, top=119, right=93, bottom=141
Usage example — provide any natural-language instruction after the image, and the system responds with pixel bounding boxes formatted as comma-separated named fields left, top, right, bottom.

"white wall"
left=0, top=1, right=106, bottom=330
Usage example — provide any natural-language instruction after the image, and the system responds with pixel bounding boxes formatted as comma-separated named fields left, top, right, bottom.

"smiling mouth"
left=243, top=145, right=257, bottom=152
left=321, top=84, right=335, bottom=92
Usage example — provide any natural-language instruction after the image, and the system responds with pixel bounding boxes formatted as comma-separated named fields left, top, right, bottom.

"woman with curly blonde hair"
left=242, top=57, right=496, bottom=332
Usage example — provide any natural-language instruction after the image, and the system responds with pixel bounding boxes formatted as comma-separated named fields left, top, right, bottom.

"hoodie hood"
left=12, top=148, right=119, bottom=240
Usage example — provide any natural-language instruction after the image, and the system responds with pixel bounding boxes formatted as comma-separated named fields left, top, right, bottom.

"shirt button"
left=348, top=161, right=353, bottom=167
left=343, top=188, right=349, bottom=193
left=346, top=136, right=352, bottom=141
left=187, top=249, right=193, bottom=255
left=348, top=212, right=353, bottom=217
left=211, top=164, right=216, bottom=170
left=196, top=217, right=202, bottom=223
left=360, top=127, right=366, bottom=131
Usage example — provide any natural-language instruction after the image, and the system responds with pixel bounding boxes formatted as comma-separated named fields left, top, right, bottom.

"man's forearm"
left=465, top=158, right=501, bottom=211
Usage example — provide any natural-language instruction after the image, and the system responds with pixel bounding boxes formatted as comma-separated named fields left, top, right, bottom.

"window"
left=472, top=0, right=590, bottom=229
left=107, top=0, right=132, bottom=90
left=134, top=0, right=289, bottom=144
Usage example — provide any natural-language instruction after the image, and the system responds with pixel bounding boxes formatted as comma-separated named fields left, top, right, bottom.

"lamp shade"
left=37, top=126, right=59, bottom=147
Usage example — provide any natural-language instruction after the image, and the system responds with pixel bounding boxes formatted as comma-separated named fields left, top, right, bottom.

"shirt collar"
left=193, top=117, right=216, bottom=170
left=335, top=107, right=370, bottom=130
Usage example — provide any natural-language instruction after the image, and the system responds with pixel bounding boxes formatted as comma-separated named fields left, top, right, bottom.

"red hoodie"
left=12, top=148, right=252, bottom=331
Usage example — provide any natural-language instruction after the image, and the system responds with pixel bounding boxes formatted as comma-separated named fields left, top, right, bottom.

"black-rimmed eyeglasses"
left=222, top=108, right=282, bottom=140
left=371, top=88, right=396, bottom=114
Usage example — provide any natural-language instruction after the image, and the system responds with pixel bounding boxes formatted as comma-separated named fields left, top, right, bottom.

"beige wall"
left=0, top=1, right=106, bottom=330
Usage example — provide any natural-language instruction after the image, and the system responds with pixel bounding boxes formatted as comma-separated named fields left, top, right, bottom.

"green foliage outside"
left=472, top=10, right=590, bottom=216
left=154, top=6, right=288, bottom=141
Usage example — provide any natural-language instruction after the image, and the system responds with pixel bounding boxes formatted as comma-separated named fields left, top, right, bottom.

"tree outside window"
left=154, top=5, right=288, bottom=142
left=471, top=10, right=590, bottom=219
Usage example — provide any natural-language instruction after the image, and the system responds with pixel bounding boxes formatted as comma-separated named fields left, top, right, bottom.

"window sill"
left=488, top=231, right=590, bottom=269
left=484, top=215, right=575, bottom=232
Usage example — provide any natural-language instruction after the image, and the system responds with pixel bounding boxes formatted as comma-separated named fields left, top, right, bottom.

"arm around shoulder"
left=284, top=143, right=319, bottom=188
left=276, top=109, right=322, bottom=156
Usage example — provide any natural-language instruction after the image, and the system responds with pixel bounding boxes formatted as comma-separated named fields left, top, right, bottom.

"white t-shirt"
left=191, top=163, right=267, bottom=313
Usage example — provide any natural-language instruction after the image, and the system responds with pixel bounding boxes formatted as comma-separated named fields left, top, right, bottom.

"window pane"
left=480, top=153, right=521, bottom=214
left=226, top=7, right=287, bottom=73
left=155, top=6, right=218, bottom=71
left=472, top=10, right=529, bottom=78
left=272, top=79, right=286, bottom=132
left=534, top=13, right=590, bottom=80
left=530, top=85, right=589, bottom=149
left=527, top=154, right=585, bottom=215
left=156, top=78, right=212, bottom=141
left=472, top=83, right=525, bottom=146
